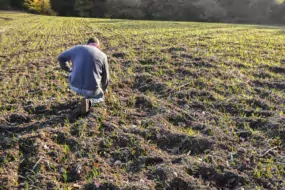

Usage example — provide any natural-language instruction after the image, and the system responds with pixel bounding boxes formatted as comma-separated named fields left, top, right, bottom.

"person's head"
left=87, top=37, right=100, bottom=49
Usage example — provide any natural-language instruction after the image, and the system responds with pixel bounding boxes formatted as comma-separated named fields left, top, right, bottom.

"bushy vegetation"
left=24, top=0, right=55, bottom=15
left=0, top=12, right=285, bottom=189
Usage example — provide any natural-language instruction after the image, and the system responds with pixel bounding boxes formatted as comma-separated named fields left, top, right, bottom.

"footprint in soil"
left=51, top=131, right=81, bottom=152
left=135, top=95, right=153, bottom=111
left=144, top=157, right=164, bottom=166
left=166, top=178, right=195, bottom=190
left=133, top=128, right=214, bottom=155
left=133, top=74, right=169, bottom=93
left=187, top=165, right=248, bottom=188
left=148, top=166, right=197, bottom=189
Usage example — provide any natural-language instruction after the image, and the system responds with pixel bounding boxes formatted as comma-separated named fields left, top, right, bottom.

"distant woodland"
left=1, top=0, right=285, bottom=24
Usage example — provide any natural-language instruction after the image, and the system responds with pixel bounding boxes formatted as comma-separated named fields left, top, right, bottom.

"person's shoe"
left=68, top=98, right=90, bottom=122
left=79, top=98, right=91, bottom=115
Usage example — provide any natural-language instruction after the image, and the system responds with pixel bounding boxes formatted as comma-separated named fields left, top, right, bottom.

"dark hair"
left=87, top=37, right=99, bottom=44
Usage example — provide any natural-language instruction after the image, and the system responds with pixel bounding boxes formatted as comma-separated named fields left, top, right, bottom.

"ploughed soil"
left=0, top=13, right=285, bottom=190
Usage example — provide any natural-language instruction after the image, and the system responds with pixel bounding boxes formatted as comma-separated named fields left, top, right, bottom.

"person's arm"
left=101, top=55, right=109, bottom=91
left=58, top=47, right=75, bottom=72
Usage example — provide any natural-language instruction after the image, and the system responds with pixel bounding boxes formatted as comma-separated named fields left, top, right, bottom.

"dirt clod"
left=8, top=113, right=30, bottom=123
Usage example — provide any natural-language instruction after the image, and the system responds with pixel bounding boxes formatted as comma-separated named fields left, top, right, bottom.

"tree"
left=192, top=0, right=225, bottom=21
left=270, top=1, right=285, bottom=23
left=2, top=0, right=284, bottom=24
left=24, top=0, right=55, bottom=15
left=0, top=0, right=11, bottom=8
left=105, top=0, right=144, bottom=19
left=10, top=0, right=24, bottom=8
left=74, top=0, right=94, bottom=17
left=50, top=0, right=76, bottom=16
left=93, top=0, right=106, bottom=17
left=248, top=0, right=275, bottom=23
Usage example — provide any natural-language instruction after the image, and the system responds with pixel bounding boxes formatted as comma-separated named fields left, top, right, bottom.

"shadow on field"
left=0, top=115, right=65, bottom=133
left=0, top=101, right=77, bottom=133
left=24, top=100, right=77, bottom=116
left=0, top=16, right=13, bottom=21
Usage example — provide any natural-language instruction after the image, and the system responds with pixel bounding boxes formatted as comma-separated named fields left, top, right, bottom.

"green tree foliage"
left=140, top=0, right=204, bottom=21
left=270, top=1, right=285, bottom=23
left=193, top=0, right=226, bottom=21
left=0, top=0, right=11, bottom=8
left=1, top=0, right=285, bottom=24
left=10, top=0, right=24, bottom=8
left=93, top=0, right=106, bottom=17
left=74, top=0, right=94, bottom=17
left=50, top=0, right=76, bottom=16
left=105, top=0, right=143, bottom=19
left=50, top=0, right=105, bottom=17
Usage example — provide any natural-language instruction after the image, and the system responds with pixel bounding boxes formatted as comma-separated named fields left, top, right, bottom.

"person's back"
left=58, top=37, right=109, bottom=117
left=63, top=45, right=108, bottom=91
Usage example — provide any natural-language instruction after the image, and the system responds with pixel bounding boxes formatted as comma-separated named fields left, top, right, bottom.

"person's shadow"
left=0, top=100, right=78, bottom=133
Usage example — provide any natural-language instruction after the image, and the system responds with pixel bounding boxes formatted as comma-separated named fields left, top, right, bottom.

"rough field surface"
left=0, top=12, right=285, bottom=189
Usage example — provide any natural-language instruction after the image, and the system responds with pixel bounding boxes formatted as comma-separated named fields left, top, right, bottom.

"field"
left=0, top=11, right=285, bottom=189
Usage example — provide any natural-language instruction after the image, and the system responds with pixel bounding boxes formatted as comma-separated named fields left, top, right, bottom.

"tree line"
left=1, top=0, right=285, bottom=24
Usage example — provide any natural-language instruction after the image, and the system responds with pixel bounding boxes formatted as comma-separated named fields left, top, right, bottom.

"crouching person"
left=58, top=37, right=109, bottom=117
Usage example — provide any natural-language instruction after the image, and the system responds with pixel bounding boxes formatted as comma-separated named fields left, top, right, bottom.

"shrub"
left=24, top=0, right=55, bottom=15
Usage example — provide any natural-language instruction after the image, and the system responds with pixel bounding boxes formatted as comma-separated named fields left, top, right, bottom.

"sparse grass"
left=0, top=12, right=285, bottom=189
